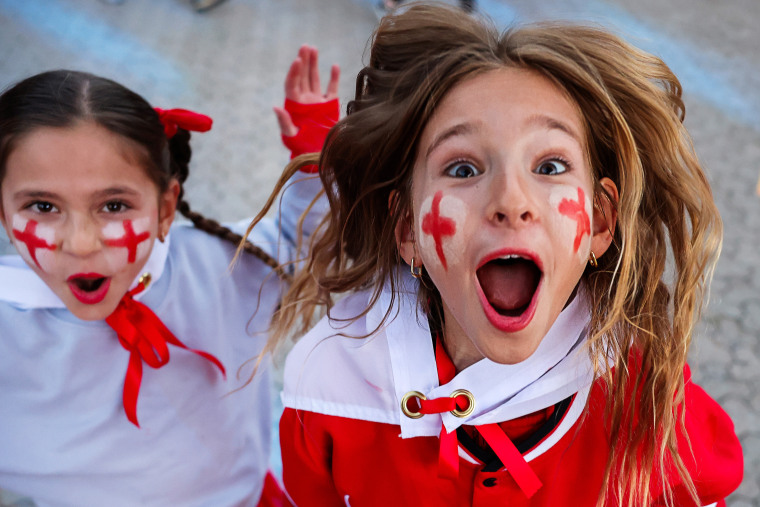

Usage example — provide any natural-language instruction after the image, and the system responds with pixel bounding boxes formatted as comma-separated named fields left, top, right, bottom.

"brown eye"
left=31, top=201, right=56, bottom=213
left=102, top=201, right=128, bottom=213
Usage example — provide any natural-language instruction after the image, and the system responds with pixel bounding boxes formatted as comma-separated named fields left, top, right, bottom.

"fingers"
left=284, top=56, right=303, bottom=101
left=298, top=45, right=313, bottom=96
left=273, top=106, right=298, bottom=137
left=286, top=44, right=340, bottom=103
left=308, top=47, right=321, bottom=94
left=326, top=64, right=341, bottom=100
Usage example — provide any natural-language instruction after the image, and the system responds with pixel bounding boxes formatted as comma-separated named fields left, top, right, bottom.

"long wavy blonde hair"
left=257, top=3, right=722, bottom=504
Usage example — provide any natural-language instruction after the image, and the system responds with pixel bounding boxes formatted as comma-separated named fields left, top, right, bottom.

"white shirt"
left=0, top=173, right=324, bottom=507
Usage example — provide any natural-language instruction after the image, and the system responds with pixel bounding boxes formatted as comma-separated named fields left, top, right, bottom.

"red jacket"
left=279, top=282, right=743, bottom=506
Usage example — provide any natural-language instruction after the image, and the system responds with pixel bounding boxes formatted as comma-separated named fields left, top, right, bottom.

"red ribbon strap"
left=105, top=281, right=226, bottom=427
left=430, top=335, right=542, bottom=495
left=154, top=107, right=213, bottom=138
left=476, top=424, right=543, bottom=498
left=432, top=336, right=462, bottom=478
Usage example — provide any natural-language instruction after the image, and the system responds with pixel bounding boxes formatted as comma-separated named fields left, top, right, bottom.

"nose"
left=61, top=214, right=102, bottom=257
left=485, top=167, right=537, bottom=228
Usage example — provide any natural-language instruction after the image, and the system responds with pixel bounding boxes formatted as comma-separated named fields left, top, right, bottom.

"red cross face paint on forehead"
left=557, top=187, right=591, bottom=253
left=421, top=191, right=457, bottom=270
left=103, top=218, right=151, bottom=265
left=11, top=215, right=57, bottom=271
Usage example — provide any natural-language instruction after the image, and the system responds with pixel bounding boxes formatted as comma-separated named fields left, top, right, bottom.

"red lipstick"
left=67, top=273, right=111, bottom=304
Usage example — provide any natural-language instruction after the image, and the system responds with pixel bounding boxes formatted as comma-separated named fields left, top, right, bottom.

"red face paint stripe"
left=13, top=220, right=56, bottom=269
left=104, top=220, right=150, bottom=264
left=557, top=187, right=591, bottom=253
left=421, top=191, right=456, bottom=270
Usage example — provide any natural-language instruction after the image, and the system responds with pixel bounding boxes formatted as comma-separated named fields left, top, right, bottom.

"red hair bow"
left=154, top=107, right=213, bottom=138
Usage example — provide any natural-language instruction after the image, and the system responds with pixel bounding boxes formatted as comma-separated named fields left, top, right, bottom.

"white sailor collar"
left=0, top=234, right=171, bottom=310
left=284, top=270, right=598, bottom=441
left=372, top=272, right=596, bottom=438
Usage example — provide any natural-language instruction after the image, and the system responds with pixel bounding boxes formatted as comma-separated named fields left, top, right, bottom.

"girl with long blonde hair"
left=269, top=4, right=743, bottom=505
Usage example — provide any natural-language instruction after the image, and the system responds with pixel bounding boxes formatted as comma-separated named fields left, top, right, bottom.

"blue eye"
left=102, top=201, right=129, bottom=213
left=445, top=162, right=481, bottom=178
left=535, top=159, right=568, bottom=175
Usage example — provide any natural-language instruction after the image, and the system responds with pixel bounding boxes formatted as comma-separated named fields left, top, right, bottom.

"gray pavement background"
left=0, top=0, right=758, bottom=504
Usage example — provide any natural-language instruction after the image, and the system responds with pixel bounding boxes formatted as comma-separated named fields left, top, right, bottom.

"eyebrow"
left=525, top=114, right=582, bottom=143
left=12, top=190, right=59, bottom=201
left=92, top=187, right=142, bottom=200
left=425, top=122, right=479, bottom=159
left=13, top=187, right=142, bottom=201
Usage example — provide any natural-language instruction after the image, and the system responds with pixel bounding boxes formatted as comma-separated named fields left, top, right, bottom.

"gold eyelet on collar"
left=138, top=273, right=152, bottom=288
left=450, top=389, right=475, bottom=418
left=400, top=390, right=426, bottom=419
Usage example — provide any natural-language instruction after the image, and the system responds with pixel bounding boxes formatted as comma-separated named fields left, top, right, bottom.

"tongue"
left=478, top=261, right=538, bottom=312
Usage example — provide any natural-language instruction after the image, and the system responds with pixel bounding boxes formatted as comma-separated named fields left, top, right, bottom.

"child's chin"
left=480, top=333, right=542, bottom=365
left=65, top=299, right=119, bottom=322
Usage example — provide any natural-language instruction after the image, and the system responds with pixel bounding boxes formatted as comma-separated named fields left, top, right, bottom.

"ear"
left=158, top=179, right=180, bottom=239
left=590, top=177, right=618, bottom=259
left=394, top=209, right=417, bottom=267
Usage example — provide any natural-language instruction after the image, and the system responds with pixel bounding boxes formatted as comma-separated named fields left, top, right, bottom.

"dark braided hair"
left=0, top=70, right=288, bottom=281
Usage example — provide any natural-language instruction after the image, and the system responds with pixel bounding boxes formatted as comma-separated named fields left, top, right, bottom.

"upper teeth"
left=499, top=254, right=523, bottom=260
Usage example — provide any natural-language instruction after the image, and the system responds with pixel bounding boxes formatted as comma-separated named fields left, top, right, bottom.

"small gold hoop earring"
left=588, top=251, right=598, bottom=267
left=410, top=257, right=423, bottom=279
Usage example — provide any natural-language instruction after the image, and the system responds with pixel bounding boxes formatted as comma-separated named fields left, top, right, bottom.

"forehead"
left=420, top=67, right=586, bottom=147
left=3, top=122, right=155, bottom=191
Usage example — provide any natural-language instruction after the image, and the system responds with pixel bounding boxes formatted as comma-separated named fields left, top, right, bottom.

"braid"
left=168, top=128, right=291, bottom=282
left=176, top=200, right=291, bottom=282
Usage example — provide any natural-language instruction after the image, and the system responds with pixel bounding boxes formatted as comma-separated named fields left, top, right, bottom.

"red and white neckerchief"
left=104, top=274, right=226, bottom=427
left=0, top=234, right=226, bottom=427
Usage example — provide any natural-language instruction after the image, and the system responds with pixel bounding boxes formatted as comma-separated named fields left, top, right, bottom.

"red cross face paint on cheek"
left=557, top=187, right=591, bottom=254
left=102, top=217, right=152, bottom=269
left=11, top=215, right=57, bottom=272
left=420, top=191, right=457, bottom=270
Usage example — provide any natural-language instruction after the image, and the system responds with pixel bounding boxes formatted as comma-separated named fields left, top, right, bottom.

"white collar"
left=0, top=234, right=171, bottom=310
left=373, top=272, right=596, bottom=438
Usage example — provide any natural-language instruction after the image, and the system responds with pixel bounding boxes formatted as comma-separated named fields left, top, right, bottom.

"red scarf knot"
left=154, top=107, right=213, bottom=138
left=105, top=274, right=226, bottom=427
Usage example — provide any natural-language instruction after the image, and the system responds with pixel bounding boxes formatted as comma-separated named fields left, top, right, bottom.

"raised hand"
left=274, top=45, right=340, bottom=137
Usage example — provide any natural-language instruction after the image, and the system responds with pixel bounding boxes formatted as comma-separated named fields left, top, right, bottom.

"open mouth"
left=476, top=254, right=542, bottom=329
left=67, top=273, right=111, bottom=304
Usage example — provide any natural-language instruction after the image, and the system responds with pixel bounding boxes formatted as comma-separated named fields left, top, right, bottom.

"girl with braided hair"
left=273, top=4, right=742, bottom=506
left=0, top=45, right=338, bottom=506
